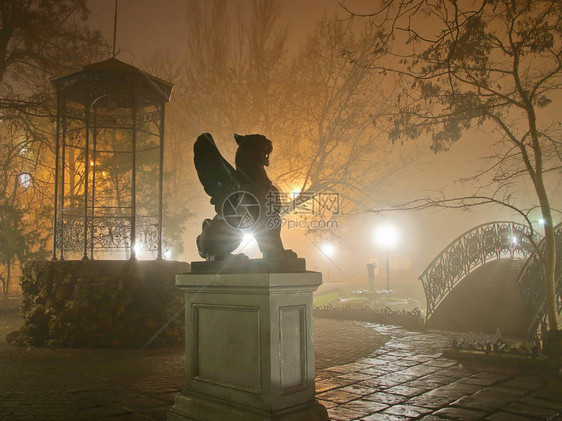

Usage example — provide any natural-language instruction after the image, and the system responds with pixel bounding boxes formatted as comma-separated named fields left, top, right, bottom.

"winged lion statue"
left=193, top=133, right=297, bottom=261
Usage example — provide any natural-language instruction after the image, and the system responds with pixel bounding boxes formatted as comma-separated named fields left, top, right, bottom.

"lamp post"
left=374, top=225, right=398, bottom=291
left=367, top=263, right=376, bottom=291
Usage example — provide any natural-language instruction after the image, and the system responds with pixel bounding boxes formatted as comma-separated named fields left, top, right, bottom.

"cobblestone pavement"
left=1, top=311, right=561, bottom=420
left=0, top=313, right=386, bottom=420
left=319, top=324, right=562, bottom=421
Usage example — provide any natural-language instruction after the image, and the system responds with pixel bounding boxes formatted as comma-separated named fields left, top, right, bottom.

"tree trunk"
left=526, top=106, right=560, bottom=333
left=542, top=216, right=559, bottom=332
left=534, top=174, right=559, bottom=332
left=5, top=261, right=11, bottom=298
left=1, top=273, right=5, bottom=298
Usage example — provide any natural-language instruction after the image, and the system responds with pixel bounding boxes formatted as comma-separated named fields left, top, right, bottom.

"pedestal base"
left=168, top=391, right=328, bottom=421
left=168, top=269, right=328, bottom=421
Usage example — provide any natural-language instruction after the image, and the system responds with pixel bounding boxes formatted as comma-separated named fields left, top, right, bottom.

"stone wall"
left=7, top=259, right=190, bottom=348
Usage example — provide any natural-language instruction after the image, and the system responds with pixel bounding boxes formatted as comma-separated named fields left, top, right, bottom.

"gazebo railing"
left=57, top=212, right=159, bottom=256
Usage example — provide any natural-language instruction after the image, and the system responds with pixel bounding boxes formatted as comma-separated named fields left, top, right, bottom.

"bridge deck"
left=427, top=258, right=528, bottom=338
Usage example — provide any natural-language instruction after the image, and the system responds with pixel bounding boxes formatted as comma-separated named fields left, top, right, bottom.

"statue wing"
left=194, top=133, right=241, bottom=212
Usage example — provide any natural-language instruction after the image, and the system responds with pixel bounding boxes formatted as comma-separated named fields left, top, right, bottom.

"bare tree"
left=344, top=0, right=562, bottom=334
left=0, top=0, right=106, bottom=94
left=182, top=0, right=288, bottom=138
left=274, top=17, right=422, bottom=219
left=0, top=0, right=107, bottom=295
left=178, top=4, right=424, bottom=237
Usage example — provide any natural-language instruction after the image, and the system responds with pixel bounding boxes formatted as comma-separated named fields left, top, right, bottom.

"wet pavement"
left=0, top=312, right=386, bottom=420
left=317, top=325, right=562, bottom=420
left=1, top=309, right=561, bottom=420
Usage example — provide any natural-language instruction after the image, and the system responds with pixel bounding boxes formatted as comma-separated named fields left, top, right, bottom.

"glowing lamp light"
left=288, top=182, right=304, bottom=197
left=242, top=233, right=255, bottom=245
left=320, top=243, right=335, bottom=257
left=374, top=225, right=399, bottom=249
left=134, top=243, right=142, bottom=254
left=511, top=235, right=518, bottom=246
left=538, top=218, right=546, bottom=225
left=233, top=233, right=258, bottom=257
left=163, top=249, right=172, bottom=260
left=290, top=186, right=302, bottom=198
left=19, top=173, right=32, bottom=188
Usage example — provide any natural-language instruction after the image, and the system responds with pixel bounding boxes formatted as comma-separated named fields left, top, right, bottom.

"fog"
left=85, top=0, right=560, bottom=305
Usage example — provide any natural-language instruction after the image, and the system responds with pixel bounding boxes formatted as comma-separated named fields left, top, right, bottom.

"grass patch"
left=313, top=292, right=340, bottom=307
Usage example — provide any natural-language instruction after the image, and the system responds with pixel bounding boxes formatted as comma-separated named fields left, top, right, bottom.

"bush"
left=7, top=259, right=190, bottom=348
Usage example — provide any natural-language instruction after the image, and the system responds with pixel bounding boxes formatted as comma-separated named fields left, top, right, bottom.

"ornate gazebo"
left=7, top=60, right=191, bottom=349
left=50, top=58, right=173, bottom=260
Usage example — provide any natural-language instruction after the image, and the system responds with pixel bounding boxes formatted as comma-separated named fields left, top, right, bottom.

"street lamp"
left=320, top=243, right=335, bottom=257
left=319, top=243, right=335, bottom=282
left=374, top=225, right=398, bottom=291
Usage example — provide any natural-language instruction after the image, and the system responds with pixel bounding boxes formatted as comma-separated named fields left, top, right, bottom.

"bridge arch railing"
left=520, top=222, right=562, bottom=342
left=420, top=221, right=539, bottom=321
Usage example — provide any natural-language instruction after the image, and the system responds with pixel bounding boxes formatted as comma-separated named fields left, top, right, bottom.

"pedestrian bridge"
left=420, top=221, right=562, bottom=340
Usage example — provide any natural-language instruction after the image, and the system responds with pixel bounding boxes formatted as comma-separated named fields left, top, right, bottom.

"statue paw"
left=207, top=253, right=249, bottom=262
left=262, top=248, right=298, bottom=259
left=231, top=253, right=250, bottom=261
left=283, top=249, right=298, bottom=258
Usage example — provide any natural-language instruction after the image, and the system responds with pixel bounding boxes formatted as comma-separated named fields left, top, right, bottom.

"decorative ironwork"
left=90, top=217, right=132, bottom=250
left=135, top=221, right=160, bottom=252
left=57, top=214, right=160, bottom=254
left=520, top=222, right=562, bottom=342
left=450, top=329, right=540, bottom=358
left=420, top=221, right=538, bottom=321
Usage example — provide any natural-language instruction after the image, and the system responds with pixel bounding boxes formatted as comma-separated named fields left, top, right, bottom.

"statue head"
left=234, top=133, right=273, bottom=168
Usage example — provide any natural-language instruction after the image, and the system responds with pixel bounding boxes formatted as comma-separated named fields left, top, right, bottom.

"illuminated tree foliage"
left=0, top=0, right=107, bottom=295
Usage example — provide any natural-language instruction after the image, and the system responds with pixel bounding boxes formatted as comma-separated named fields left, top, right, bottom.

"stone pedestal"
left=168, top=269, right=329, bottom=421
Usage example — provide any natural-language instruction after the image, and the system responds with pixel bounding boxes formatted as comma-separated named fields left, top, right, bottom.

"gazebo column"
left=90, top=107, right=97, bottom=260
left=82, top=103, right=90, bottom=260
left=52, top=95, right=61, bottom=261
left=157, top=103, right=165, bottom=260
left=59, top=103, right=67, bottom=261
left=130, top=93, right=137, bottom=260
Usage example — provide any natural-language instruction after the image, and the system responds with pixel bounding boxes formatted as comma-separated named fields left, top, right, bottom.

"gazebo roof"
left=50, top=57, right=173, bottom=107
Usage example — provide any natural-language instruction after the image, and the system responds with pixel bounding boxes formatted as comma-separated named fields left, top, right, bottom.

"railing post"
left=509, top=222, right=514, bottom=258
